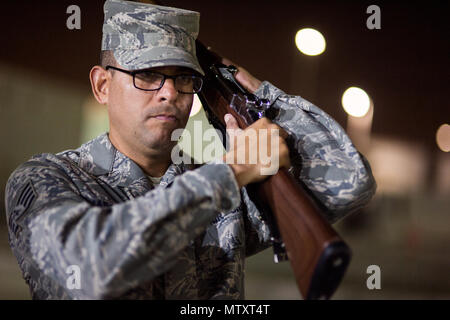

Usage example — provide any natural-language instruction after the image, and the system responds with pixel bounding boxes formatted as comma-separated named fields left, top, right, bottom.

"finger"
left=221, top=57, right=236, bottom=67
left=224, top=113, right=240, bottom=130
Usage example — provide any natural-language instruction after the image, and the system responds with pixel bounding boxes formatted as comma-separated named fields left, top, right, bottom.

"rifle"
left=195, top=41, right=352, bottom=300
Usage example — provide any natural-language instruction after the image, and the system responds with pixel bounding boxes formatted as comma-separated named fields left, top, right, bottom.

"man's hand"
left=221, top=57, right=262, bottom=94
left=204, top=46, right=261, bottom=93
left=223, top=114, right=291, bottom=188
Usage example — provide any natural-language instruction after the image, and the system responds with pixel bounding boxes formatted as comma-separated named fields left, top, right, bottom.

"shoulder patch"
left=16, top=181, right=37, bottom=214
left=8, top=181, right=37, bottom=238
left=9, top=181, right=37, bottom=234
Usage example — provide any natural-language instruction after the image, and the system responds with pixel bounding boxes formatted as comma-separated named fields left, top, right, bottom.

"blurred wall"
left=0, top=63, right=86, bottom=221
left=0, top=63, right=89, bottom=299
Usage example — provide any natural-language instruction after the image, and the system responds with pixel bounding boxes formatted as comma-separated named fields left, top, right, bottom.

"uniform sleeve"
left=242, top=81, right=377, bottom=256
left=5, top=157, right=241, bottom=299
left=254, top=81, right=376, bottom=221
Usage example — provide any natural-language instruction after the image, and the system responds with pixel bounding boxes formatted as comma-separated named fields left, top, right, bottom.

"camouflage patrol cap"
left=102, top=0, right=204, bottom=75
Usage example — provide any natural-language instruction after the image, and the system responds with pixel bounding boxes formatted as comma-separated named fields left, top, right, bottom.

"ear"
left=89, top=66, right=110, bottom=105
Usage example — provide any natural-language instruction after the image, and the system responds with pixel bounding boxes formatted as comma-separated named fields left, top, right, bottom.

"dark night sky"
left=1, top=0, right=449, bottom=151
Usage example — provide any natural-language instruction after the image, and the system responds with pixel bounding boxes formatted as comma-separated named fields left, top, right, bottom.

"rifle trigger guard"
left=271, top=236, right=288, bottom=263
left=218, top=65, right=272, bottom=118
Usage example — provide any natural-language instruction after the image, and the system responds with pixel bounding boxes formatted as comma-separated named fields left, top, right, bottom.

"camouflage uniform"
left=4, top=0, right=376, bottom=299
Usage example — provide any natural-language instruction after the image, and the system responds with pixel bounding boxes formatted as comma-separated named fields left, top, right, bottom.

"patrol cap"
left=102, top=0, right=204, bottom=75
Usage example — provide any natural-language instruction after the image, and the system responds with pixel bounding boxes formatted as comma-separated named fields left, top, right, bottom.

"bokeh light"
left=342, top=87, right=371, bottom=117
left=295, top=28, right=326, bottom=56
left=436, top=123, right=450, bottom=152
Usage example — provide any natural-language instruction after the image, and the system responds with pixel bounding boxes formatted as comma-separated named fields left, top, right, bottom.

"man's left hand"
left=221, top=57, right=262, bottom=94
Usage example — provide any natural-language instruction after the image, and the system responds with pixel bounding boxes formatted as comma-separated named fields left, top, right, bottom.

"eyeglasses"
left=105, top=65, right=203, bottom=94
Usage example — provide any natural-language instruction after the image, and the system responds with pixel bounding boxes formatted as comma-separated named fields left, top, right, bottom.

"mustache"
left=144, top=106, right=181, bottom=119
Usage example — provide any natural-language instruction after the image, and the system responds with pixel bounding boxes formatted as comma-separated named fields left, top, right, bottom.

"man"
left=5, top=0, right=376, bottom=299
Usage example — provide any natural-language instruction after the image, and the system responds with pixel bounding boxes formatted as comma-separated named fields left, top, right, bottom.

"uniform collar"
left=78, top=133, right=190, bottom=188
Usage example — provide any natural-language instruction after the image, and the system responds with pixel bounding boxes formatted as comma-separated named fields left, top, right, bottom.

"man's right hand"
left=223, top=114, right=291, bottom=188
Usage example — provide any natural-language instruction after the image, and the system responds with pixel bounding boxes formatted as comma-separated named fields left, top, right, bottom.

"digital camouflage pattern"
left=5, top=81, right=376, bottom=299
left=255, top=82, right=377, bottom=222
left=102, top=0, right=204, bottom=75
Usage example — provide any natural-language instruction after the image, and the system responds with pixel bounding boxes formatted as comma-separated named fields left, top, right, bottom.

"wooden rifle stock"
left=195, top=41, right=351, bottom=299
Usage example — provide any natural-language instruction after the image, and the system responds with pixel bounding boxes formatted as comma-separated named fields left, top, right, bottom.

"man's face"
left=106, top=65, right=195, bottom=156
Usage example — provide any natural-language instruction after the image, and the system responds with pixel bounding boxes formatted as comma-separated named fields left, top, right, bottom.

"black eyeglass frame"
left=105, top=65, right=203, bottom=94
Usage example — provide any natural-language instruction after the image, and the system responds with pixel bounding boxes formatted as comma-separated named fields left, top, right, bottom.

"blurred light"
left=436, top=123, right=450, bottom=152
left=342, top=87, right=371, bottom=117
left=189, top=94, right=202, bottom=117
left=368, top=137, right=428, bottom=195
left=295, top=28, right=326, bottom=56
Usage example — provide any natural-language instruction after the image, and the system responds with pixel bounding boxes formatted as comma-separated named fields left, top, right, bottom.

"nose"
left=157, top=77, right=178, bottom=103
